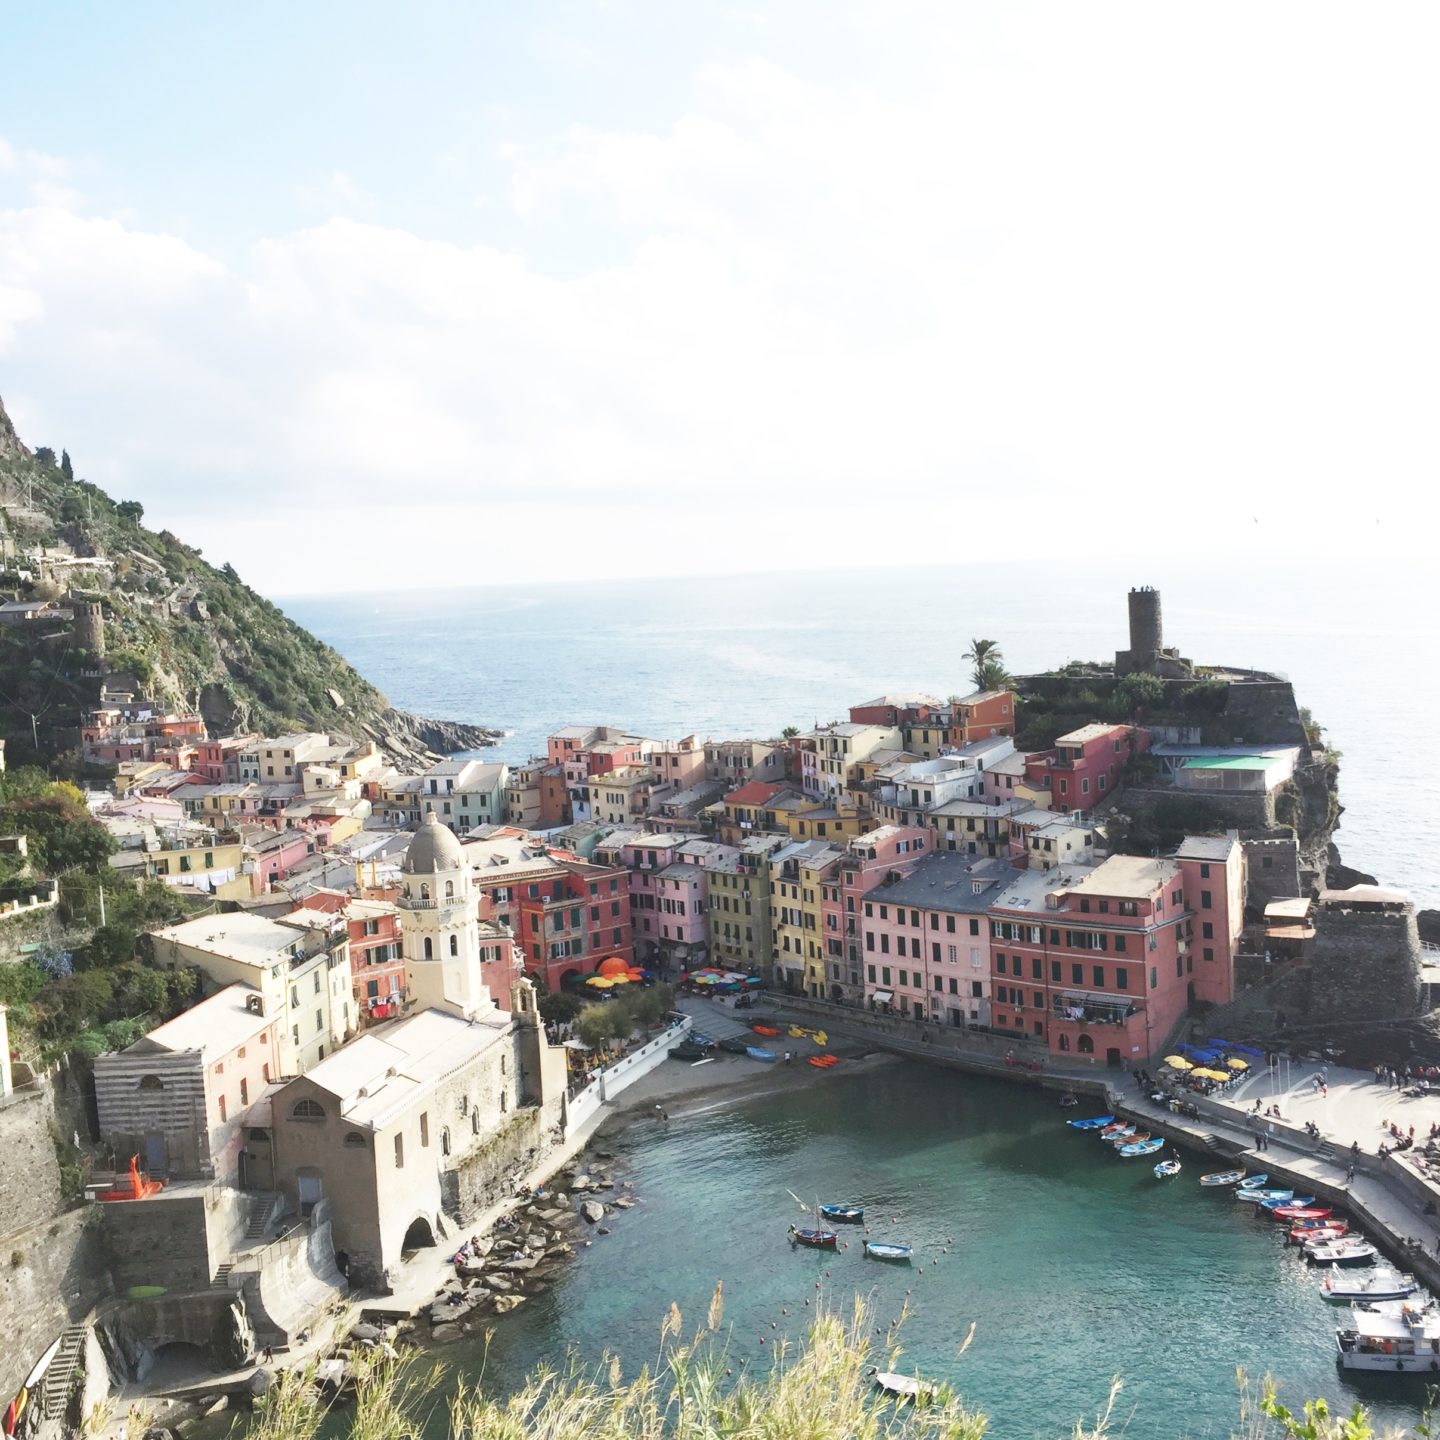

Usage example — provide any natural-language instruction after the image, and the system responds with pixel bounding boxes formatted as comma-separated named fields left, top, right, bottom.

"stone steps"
left=40, top=1324, right=86, bottom=1420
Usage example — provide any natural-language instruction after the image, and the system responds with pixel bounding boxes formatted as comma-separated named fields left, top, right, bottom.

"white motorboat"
left=1337, top=1304, right=1440, bottom=1372
left=871, top=1369, right=939, bottom=1401
left=1307, top=1238, right=1378, bottom=1267
left=1323, top=1267, right=1421, bottom=1304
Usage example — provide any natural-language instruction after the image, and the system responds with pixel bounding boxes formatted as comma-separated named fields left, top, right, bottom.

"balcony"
left=1051, top=991, right=1139, bottom=1027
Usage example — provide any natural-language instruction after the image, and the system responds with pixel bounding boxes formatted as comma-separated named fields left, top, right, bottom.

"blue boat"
left=1120, top=1137, right=1165, bottom=1157
left=1261, top=1194, right=1314, bottom=1211
left=746, top=1047, right=778, bottom=1062
left=1236, top=1173, right=1270, bottom=1190
left=863, top=1240, right=913, bottom=1261
left=819, top=1203, right=864, bottom=1223
left=1067, top=1115, right=1115, bottom=1130
left=1236, top=1188, right=1292, bottom=1203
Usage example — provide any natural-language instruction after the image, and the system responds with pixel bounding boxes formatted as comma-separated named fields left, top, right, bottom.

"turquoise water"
left=427, top=1061, right=1421, bottom=1439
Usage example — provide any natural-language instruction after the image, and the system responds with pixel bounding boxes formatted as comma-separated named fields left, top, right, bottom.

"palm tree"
left=963, top=638, right=1012, bottom=693
left=781, top=726, right=799, bottom=740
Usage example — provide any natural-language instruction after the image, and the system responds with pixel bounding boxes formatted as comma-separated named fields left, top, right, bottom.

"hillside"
left=0, top=395, right=501, bottom=767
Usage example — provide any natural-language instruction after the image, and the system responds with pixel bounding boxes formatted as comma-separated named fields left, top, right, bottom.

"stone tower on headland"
left=1114, top=585, right=1193, bottom=678
left=74, top=600, right=105, bottom=659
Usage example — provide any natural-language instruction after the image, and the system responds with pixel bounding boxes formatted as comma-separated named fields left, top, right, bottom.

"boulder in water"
left=580, top=1200, right=605, bottom=1224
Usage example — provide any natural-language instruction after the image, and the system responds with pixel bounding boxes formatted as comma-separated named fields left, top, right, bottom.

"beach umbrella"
left=1163, top=1056, right=1193, bottom=1070
left=598, top=956, right=631, bottom=978
left=1229, top=1044, right=1265, bottom=1058
left=1194, top=1068, right=1230, bottom=1082
left=585, top=976, right=615, bottom=989
left=1227, top=1058, right=1249, bottom=1070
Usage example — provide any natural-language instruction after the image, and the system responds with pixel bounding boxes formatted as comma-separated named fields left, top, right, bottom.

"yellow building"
left=769, top=840, right=843, bottom=996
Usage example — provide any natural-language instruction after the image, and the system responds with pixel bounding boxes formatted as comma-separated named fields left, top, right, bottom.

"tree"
left=116, top=500, right=144, bottom=523
left=539, top=991, right=583, bottom=1025
left=781, top=726, right=799, bottom=740
left=962, top=638, right=1012, bottom=693
left=60, top=450, right=73, bottom=480
left=33, top=446, right=55, bottom=467
left=1112, top=672, right=1165, bottom=718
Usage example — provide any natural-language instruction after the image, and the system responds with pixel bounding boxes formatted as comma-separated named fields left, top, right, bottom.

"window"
left=867, top=964, right=876, bottom=983
left=314, top=971, right=321, bottom=994
left=450, top=935, right=459, bottom=957
left=292, top=1099, right=326, bottom=1120
left=424, top=937, right=434, bottom=959
left=1202, top=922, right=1214, bottom=940
left=1200, top=890, right=1213, bottom=910
left=441, top=1127, right=452, bottom=1156
left=1204, top=946, right=1215, bottom=962
left=1199, top=863, right=1210, bottom=879
left=1116, top=968, right=1129, bottom=990
left=881, top=967, right=891, bottom=985
left=394, top=1134, right=405, bottom=1168
left=138, top=1074, right=163, bottom=1091
left=344, top=1132, right=367, bottom=1148
left=1050, top=960, right=1061, bottom=982
left=996, top=954, right=1006, bottom=974
left=218, top=1095, right=227, bottom=1120
left=1150, top=966, right=1158, bottom=989
left=240, top=1078, right=249, bottom=1105
left=420, top=1112, right=430, bottom=1147
left=1072, top=964, right=1083, bottom=984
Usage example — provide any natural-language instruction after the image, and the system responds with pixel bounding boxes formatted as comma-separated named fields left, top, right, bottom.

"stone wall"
left=1306, top=906, right=1423, bottom=1024
left=0, top=1206, right=110, bottom=1402
left=1240, top=830, right=1302, bottom=909
left=1122, top=785, right=1273, bottom=831
left=0, top=1088, right=63, bottom=1242
left=440, top=1107, right=545, bottom=1224
left=100, top=1186, right=248, bottom=1295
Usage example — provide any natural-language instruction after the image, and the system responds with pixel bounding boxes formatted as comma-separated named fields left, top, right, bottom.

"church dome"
left=402, top=812, right=465, bottom=874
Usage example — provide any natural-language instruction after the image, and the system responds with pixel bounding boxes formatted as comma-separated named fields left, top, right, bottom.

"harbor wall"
left=0, top=1087, right=63, bottom=1242
left=565, top=1016, right=693, bottom=1134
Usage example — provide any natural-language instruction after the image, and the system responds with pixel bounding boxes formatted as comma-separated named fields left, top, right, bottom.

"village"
left=0, top=586, right=1433, bottom=1431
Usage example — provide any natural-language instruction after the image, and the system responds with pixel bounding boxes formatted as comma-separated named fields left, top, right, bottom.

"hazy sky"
left=1, top=2, right=1436, bottom=595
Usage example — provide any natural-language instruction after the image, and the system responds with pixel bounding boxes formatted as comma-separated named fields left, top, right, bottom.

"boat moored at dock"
left=1336, top=1305, right=1440, bottom=1372
left=1323, top=1267, right=1421, bottom=1304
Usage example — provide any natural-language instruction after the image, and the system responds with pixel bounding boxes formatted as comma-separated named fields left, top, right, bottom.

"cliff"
left=0, top=394, right=501, bottom=766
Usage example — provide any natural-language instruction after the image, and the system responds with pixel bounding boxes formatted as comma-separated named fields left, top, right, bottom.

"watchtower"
left=1127, top=586, right=1162, bottom=659
left=74, top=601, right=105, bottom=658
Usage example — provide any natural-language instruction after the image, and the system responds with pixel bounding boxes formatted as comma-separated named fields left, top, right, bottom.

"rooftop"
left=1055, top=723, right=1126, bottom=746
left=297, top=1006, right=509, bottom=1129
left=724, top=780, right=786, bottom=807
left=150, top=911, right=317, bottom=967
left=1067, top=855, right=1179, bottom=900
left=130, top=983, right=271, bottom=1058
left=873, top=854, right=1021, bottom=913
left=1174, top=835, right=1239, bottom=862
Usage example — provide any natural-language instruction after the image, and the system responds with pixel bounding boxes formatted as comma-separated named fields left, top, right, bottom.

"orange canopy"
left=597, top=955, right=631, bottom=978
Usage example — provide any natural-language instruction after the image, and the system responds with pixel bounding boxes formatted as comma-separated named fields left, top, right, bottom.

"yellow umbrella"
left=1164, top=1056, right=1193, bottom=1071
left=608, top=974, right=632, bottom=985
left=1226, top=1058, right=1249, bottom=1070
left=585, top=976, right=615, bottom=989
left=1194, top=1067, right=1230, bottom=1082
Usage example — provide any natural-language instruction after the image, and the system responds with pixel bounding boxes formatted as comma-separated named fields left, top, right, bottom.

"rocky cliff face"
left=0, top=394, right=502, bottom=764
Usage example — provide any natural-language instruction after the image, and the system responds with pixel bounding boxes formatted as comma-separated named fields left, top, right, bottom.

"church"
left=267, top=815, right=567, bottom=1290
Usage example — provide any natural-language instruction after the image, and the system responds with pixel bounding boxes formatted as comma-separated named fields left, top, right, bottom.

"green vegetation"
left=574, top=983, right=676, bottom=1051
left=1106, top=795, right=1233, bottom=857
left=205, top=1306, right=1420, bottom=1440
left=0, top=765, right=198, bottom=1063
left=962, top=639, right=1012, bottom=694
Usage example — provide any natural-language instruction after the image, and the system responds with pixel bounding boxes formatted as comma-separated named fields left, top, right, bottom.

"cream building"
left=267, top=815, right=567, bottom=1291
left=148, top=911, right=353, bottom=1074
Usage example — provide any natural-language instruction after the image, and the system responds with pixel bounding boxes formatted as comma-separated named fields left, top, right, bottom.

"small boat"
left=1336, top=1305, right=1440, bottom=1371
left=1271, top=1205, right=1332, bottom=1222
left=1154, top=1159, right=1182, bottom=1178
left=1323, top=1267, right=1420, bottom=1304
left=747, top=1047, right=778, bottom=1062
left=1235, top=1188, right=1293, bottom=1204
left=1200, top=1170, right=1247, bottom=1187
left=1261, top=1194, right=1315, bottom=1211
left=1307, top=1239, right=1378, bottom=1268
left=1119, top=1137, right=1165, bottom=1157
left=1236, top=1173, right=1270, bottom=1190
left=718, top=1036, right=750, bottom=1054
left=789, top=1225, right=838, bottom=1249
left=671, top=1042, right=711, bottom=1061
left=819, top=1203, right=864, bottom=1223
left=871, top=1369, right=939, bottom=1401
left=1289, top=1224, right=1349, bottom=1246
left=1059, top=1093, right=1079, bottom=1109
left=1107, top=1128, right=1149, bottom=1146
left=1099, top=1123, right=1135, bottom=1139
left=752, top=1024, right=782, bottom=1037
left=1065, top=1111, right=1117, bottom=1134
left=864, top=1240, right=913, bottom=1262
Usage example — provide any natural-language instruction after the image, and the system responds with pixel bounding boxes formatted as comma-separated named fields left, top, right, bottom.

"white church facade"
left=268, top=815, right=567, bottom=1290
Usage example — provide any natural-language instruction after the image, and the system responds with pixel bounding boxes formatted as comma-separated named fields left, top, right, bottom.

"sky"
left=1, top=1, right=1437, bottom=596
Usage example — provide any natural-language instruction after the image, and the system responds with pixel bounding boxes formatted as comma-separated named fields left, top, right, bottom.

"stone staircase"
left=212, top=1261, right=235, bottom=1288
left=1315, top=1140, right=1336, bottom=1163
left=40, top=1325, right=86, bottom=1420
left=244, top=1193, right=278, bottom=1244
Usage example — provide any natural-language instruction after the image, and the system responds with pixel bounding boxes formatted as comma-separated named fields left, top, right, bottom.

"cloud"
left=1, top=9, right=1439, bottom=593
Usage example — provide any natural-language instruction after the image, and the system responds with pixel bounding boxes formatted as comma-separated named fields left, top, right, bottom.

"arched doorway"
left=401, top=1216, right=436, bottom=1257
left=1077, top=1033, right=1095, bottom=1055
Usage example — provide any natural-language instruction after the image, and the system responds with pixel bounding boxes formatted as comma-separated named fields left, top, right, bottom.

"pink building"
left=244, top=826, right=313, bottom=892
left=829, top=825, right=931, bottom=1003
left=860, top=854, right=1017, bottom=1024
left=300, top=891, right=406, bottom=1022
left=987, top=839, right=1245, bottom=1066
left=1025, top=723, right=1149, bottom=813
left=592, top=831, right=710, bottom=967
left=647, top=735, right=706, bottom=794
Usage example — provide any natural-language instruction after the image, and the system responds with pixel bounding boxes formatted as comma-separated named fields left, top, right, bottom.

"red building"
left=299, top=891, right=406, bottom=1022
left=1025, top=723, right=1148, bottom=813
left=848, top=694, right=943, bottom=727
left=506, top=856, right=635, bottom=992
left=947, top=689, right=1016, bottom=745
left=987, top=838, right=1244, bottom=1066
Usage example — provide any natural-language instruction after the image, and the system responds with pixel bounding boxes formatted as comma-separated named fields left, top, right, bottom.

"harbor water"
left=433, top=1061, right=1420, bottom=1438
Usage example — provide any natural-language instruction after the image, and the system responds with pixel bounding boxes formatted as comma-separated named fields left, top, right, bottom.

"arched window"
left=459, top=1094, right=469, bottom=1117
left=423, top=937, right=433, bottom=960
left=1077, top=1034, right=1094, bottom=1055
left=449, top=935, right=459, bottom=957
left=343, top=1132, right=367, bottom=1149
left=420, top=883, right=430, bottom=901
left=138, top=1075, right=164, bottom=1091
left=440, top=1127, right=452, bottom=1156
left=445, top=880, right=454, bottom=899
left=471, top=1110, right=480, bottom=1135
left=292, top=1098, right=326, bottom=1121
left=500, top=1089, right=508, bottom=1113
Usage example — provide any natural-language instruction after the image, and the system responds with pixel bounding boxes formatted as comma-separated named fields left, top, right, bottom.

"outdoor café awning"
left=872, top=990, right=894, bottom=1004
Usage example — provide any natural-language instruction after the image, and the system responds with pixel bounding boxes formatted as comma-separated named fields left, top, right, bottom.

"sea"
left=272, top=561, right=1437, bottom=1433
left=285, top=556, right=1438, bottom=910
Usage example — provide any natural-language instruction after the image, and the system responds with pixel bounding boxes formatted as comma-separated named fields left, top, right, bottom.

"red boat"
left=1271, top=1205, right=1332, bottom=1222
left=1288, top=1223, right=1348, bottom=1245
left=789, top=1226, right=838, bottom=1249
